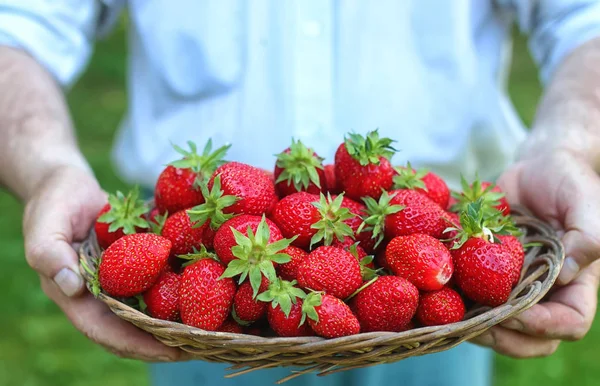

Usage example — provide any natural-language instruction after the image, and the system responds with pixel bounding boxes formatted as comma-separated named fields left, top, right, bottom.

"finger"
left=41, top=277, right=185, bottom=361
left=559, top=229, right=600, bottom=284
left=471, top=326, right=560, bottom=358
left=501, top=261, right=600, bottom=340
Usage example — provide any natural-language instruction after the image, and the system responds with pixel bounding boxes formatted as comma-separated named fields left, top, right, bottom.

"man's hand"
left=23, top=165, right=184, bottom=361
left=472, top=150, right=600, bottom=356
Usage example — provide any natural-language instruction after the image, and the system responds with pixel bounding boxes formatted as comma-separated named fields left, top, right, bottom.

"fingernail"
left=476, top=332, right=496, bottom=347
left=501, top=318, right=524, bottom=331
left=558, top=257, right=580, bottom=285
left=54, top=268, right=84, bottom=297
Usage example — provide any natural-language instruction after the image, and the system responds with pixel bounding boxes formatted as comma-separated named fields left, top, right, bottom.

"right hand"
left=23, top=165, right=184, bottom=361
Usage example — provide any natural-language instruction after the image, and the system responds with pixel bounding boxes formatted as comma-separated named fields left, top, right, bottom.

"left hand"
left=471, top=149, right=600, bottom=357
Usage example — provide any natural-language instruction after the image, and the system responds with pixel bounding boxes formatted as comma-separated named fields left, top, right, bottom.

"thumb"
left=24, top=201, right=89, bottom=298
left=558, top=229, right=600, bottom=285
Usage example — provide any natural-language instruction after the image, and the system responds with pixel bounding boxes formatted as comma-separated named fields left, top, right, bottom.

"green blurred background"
left=0, top=18, right=597, bottom=386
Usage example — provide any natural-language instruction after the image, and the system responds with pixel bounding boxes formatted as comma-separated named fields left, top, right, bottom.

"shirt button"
left=302, top=20, right=322, bottom=38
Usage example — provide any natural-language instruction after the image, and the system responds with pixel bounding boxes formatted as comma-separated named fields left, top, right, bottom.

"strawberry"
left=451, top=176, right=511, bottom=216
left=179, top=250, right=236, bottom=330
left=441, top=211, right=462, bottom=248
left=449, top=200, right=521, bottom=307
left=339, top=196, right=377, bottom=253
left=385, top=234, right=453, bottom=291
left=259, top=279, right=312, bottom=337
left=155, top=140, right=230, bottom=214
left=274, top=139, right=327, bottom=197
left=217, top=317, right=244, bottom=333
left=213, top=214, right=282, bottom=265
left=324, top=164, right=341, bottom=194
left=160, top=210, right=207, bottom=256
left=359, top=189, right=447, bottom=249
left=498, top=234, right=525, bottom=286
left=95, top=233, right=171, bottom=297
left=416, top=287, right=465, bottom=326
left=351, top=276, right=419, bottom=332
left=142, top=270, right=181, bottom=321
left=297, top=246, right=362, bottom=299
left=334, top=129, right=396, bottom=200
left=302, top=292, right=360, bottom=338
left=276, top=246, right=309, bottom=281
left=95, top=188, right=149, bottom=249
left=219, top=216, right=296, bottom=296
left=393, top=163, right=450, bottom=209
left=233, top=276, right=270, bottom=324
left=271, top=192, right=356, bottom=249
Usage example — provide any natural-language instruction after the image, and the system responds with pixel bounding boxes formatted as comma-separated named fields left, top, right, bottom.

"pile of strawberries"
left=86, top=130, right=525, bottom=339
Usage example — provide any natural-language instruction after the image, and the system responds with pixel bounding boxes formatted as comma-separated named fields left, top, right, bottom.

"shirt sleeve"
left=498, top=0, right=600, bottom=83
left=0, top=0, right=120, bottom=88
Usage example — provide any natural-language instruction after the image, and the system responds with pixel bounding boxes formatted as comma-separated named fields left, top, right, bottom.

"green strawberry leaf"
left=358, top=190, right=404, bottom=248
left=300, top=291, right=322, bottom=325
left=169, top=139, right=231, bottom=185
left=186, top=175, right=239, bottom=230
left=98, top=186, right=150, bottom=235
left=258, top=279, right=306, bottom=317
left=310, top=193, right=357, bottom=248
left=344, top=129, right=396, bottom=166
left=392, top=162, right=428, bottom=191
left=275, top=139, right=325, bottom=191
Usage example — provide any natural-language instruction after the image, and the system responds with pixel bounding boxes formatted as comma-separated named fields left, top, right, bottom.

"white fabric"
left=2, top=0, right=600, bottom=189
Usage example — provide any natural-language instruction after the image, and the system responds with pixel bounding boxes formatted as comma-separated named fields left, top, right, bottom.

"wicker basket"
left=79, top=206, right=564, bottom=383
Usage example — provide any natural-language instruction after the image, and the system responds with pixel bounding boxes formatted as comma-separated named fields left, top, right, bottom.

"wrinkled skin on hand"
left=471, top=150, right=600, bottom=357
left=23, top=165, right=185, bottom=361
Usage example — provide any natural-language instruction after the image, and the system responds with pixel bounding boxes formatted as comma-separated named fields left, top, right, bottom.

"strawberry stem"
left=344, top=277, right=378, bottom=302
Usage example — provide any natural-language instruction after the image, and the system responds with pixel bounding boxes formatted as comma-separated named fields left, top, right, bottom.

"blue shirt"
left=2, top=0, right=600, bottom=189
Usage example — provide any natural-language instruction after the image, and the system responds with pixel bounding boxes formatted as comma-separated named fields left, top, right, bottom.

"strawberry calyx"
left=97, top=186, right=150, bottom=234
left=392, top=162, right=428, bottom=191
left=300, top=291, right=323, bottom=325
left=178, top=245, right=219, bottom=267
left=450, top=175, right=505, bottom=215
left=275, top=139, right=325, bottom=191
left=168, top=139, right=231, bottom=186
left=358, top=190, right=404, bottom=248
left=136, top=295, right=148, bottom=313
left=310, top=193, right=357, bottom=248
left=186, top=175, right=239, bottom=230
left=257, top=278, right=306, bottom=317
left=220, top=216, right=297, bottom=297
left=447, top=199, right=521, bottom=250
left=148, top=210, right=168, bottom=235
left=344, top=129, right=396, bottom=166
left=347, top=243, right=380, bottom=281
left=231, top=309, right=252, bottom=327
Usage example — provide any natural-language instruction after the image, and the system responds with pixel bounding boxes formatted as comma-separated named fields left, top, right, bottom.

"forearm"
left=520, top=37, right=600, bottom=166
left=0, top=46, right=91, bottom=201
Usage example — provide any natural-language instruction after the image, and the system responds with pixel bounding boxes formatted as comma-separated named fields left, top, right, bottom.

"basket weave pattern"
left=79, top=207, right=564, bottom=381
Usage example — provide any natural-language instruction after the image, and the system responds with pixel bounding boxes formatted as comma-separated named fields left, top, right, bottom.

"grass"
left=0, top=19, right=597, bottom=386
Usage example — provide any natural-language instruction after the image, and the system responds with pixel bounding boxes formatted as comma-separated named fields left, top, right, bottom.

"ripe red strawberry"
left=218, top=216, right=296, bottom=296
left=217, top=317, right=244, bottom=333
left=334, top=130, right=396, bottom=200
left=351, top=276, right=419, bottom=332
left=274, top=139, right=327, bottom=197
left=211, top=161, right=278, bottom=215
left=276, top=246, right=309, bottom=281
left=441, top=211, right=462, bottom=248
left=233, top=276, right=270, bottom=323
left=449, top=199, right=521, bottom=306
left=271, top=192, right=356, bottom=249
left=451, top=177, right=511, bottom=216
left=324, top=164, right=342, bottom=194
left=161, top=210, right=207, bottom=256
left=297, top=246, right=362, bottom=299
left=213, top=215, right=283, bottom=266
left=179, top=253, right=236, bottom=330
left=142, top=270, right=181, bottom=321
left=393, top=163, right=450, bottom=209
left=95, top=188, right=150, bottom=249
left=416, top=287, right=465, bottom=326
left=498, top=234, right=525, bottom=286
left=155, top=140, right=230, bottom=214
left=359, top=190, right=447, bottom=249
left=338, top=196, right=377, bottom=253
left=385, top=234, right=453, bottom=291
left=452, top=238, right=514, bottom=307
left=302, top=292, right=360, bottom=338
left=259, top=278, right=313, bottom=337
left=96, top=233, right=171, bottom=297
